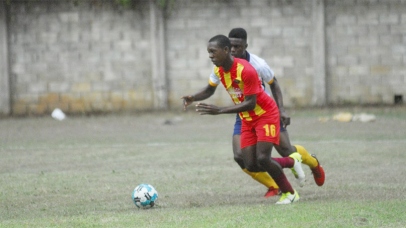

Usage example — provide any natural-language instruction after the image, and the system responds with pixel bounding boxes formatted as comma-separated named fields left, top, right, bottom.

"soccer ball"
left=132, top=184, right=158, bottom=209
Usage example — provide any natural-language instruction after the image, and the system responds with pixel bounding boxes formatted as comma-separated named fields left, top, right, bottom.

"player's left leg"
left=274, top=128, right=305, bottom=186
left=274, top=123, right=325, bottom=186
left=294, top=145, right=325, bottom=186
left=273, top=128, right=295, bottom=157
left=254, top=141, right=300, bottom=204
left=249, top=116, right=300, bottom=204
left=274, top=122, right=313, bottom=165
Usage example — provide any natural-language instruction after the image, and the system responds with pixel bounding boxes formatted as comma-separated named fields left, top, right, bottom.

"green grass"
left=1, top=107, right=406, bottom=227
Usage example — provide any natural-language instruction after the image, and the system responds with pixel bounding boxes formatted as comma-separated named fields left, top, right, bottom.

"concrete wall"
left=166, top=0, right=316, bottom=108
left=7, top=0, right=154, bottom=115
left=0, top=1, right=10, bottom=115
left=2, top=0, right=405, bottom=116
left=325, top=0, right=406, bottom=105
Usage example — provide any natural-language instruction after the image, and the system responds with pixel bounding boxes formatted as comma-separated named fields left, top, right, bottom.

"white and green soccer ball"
left=132, top=184, right=158, bottom=209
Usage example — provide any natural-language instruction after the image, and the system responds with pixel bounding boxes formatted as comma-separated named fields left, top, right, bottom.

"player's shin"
left=271, top=172, right=294, bottom=194
left=294, top=145, right=318, bottom=168
left=243, top=169, right=278, bottom=189
left=272, top=157, right=294, bottom=168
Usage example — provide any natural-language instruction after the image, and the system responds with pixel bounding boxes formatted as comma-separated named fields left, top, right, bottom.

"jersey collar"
left=244, top=51, right=250, bottom=62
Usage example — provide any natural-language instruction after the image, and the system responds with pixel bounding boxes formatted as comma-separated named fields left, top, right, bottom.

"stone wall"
left=325, top=0, right=406, bottom=104
left=166, top=0, right=316, bottom=108
left=1, top=0, right=405, bottom=116
left=7, top=0, right=154, bottom=115
left=167, top=0, right=406, bottom=107
left=0, top=1, right=10, bottom=115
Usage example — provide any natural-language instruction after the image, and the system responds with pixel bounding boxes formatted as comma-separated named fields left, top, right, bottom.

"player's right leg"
left=233, top=114, right=279, bottom=197
left=233, top=134, right=279, bottom=197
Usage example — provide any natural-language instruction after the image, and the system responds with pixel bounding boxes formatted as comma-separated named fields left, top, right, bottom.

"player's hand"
left=195, top=103, right=221, bottom=115
left=280, top=110, right=290, bottom=128
left=181, top=95, right=194, bottom=111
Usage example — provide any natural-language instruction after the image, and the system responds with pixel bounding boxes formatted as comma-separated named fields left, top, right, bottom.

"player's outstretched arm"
left=181, top=84, right=217, bottom=111
left=196, top=94, right=257, bottom=115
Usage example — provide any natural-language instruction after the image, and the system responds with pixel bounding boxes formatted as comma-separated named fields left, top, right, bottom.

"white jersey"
left=247, top=52, right=275, bottom=85
left=209, top=52, right=275, bottom=90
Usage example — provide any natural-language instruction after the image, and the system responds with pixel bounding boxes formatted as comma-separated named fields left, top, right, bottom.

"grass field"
left=1, top=106, right=406, bottom=227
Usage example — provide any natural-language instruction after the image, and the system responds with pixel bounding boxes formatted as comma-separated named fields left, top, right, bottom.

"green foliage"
left=116, top=0, right=176, bottom=9
left=116, top=0, right=132, bottom=7
left=4, top=0, right=175, bottom=9
left=156, top=0, right=175, bottom=8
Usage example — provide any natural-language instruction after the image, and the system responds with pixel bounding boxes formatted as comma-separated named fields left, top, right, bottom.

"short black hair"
left=228, top=28, right=247, bottom=41
left=208, top=34, right=231, bottom=49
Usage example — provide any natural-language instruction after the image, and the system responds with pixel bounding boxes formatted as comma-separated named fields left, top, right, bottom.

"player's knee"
left=244, top=164, right=256, bottom=172
left=234, top=157, right=245, bottom=169
left=256, top=154, right=269, bottom=168
left=233, top=148, right=244, bottom=167
left=244, top=160, right=260, bottom=172
left=277, top=147, right=292, bottom=157
left=233, top=151, right=243, bottom=162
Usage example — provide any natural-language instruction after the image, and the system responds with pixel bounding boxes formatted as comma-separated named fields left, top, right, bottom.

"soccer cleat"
left=264, top=187, right=280, bottom=198
left=289, top=152, right=306, bottom=187
left=275, top=190, right=300, bottom=205
left=310, top=154, right=325, bottom=186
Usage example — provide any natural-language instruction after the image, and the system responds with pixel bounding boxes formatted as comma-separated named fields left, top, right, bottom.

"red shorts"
left=240, top=114, right=280, bottom=148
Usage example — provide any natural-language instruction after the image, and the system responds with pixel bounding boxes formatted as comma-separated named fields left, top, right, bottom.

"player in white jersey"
left=225, top=28, right=325, bottom=197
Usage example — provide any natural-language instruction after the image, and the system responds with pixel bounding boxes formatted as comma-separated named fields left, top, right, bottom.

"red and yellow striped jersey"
left=209, top=58, right=278, bottom=121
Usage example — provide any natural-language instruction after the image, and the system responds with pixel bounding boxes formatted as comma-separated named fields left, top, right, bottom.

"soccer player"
left=226, top=28, right=325, bottom=196
left=182, top=34, right=303, bottom=204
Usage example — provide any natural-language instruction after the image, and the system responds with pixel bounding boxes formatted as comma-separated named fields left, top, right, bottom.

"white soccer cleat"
left=289, top=152, right=306, bottom=187
left=275, top=190, right=300, bottom=205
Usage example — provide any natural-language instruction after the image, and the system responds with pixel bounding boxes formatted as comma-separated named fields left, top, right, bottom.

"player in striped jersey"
left=182, top=34, right=303, bottom=204
left=227, top=28, right=325, bottom=196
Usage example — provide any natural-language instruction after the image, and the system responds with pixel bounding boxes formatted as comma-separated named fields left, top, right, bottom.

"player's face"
left=229, top=38, right=247, bottom=58
left=207, top=41, right=228, bottom=67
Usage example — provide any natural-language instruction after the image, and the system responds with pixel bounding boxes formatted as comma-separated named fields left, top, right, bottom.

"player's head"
left=207, top=34, right=232, bottom=67
left=228, top=28, right=248, bottom=58
left=209, top=34, right=231, bottom=49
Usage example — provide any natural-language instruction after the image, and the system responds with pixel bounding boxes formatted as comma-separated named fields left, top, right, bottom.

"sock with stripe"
left=243, top=169, right=279, bottom=189
left=294, top=144, right=318, bottom=169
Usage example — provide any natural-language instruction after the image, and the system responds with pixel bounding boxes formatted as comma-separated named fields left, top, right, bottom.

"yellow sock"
left=295, top=144, right=318, bottom=169
left=242, top=169, right=279, bottom=189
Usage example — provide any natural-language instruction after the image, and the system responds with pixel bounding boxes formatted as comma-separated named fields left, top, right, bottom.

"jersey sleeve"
left=256, top=59, right=275, bottom=85
left=208, top=67, right=220, bottom=86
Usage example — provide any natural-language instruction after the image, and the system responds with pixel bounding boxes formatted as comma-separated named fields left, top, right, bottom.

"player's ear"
left=245, top=43, right=248, bottom=49
left=224, top=45, right=230, bottom=53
